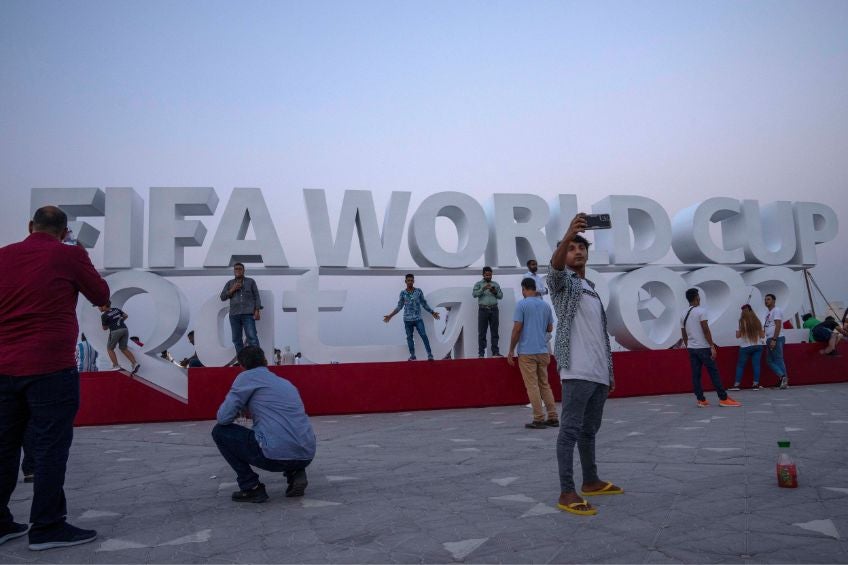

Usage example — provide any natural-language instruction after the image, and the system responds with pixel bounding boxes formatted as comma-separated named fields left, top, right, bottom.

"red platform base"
left=75, top=343, right=848, bottom=426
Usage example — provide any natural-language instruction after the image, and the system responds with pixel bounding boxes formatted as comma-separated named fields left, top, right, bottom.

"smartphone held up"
left=584, top=214, right=612, bottom=230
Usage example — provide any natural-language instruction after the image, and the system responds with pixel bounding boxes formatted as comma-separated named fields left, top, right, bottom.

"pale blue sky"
left=1, top=1, right=846, bottom=350
left=2, top=1, right=846, bottom=200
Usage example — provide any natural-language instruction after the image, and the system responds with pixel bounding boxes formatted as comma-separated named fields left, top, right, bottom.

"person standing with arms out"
left=99, top=302, right=140, bottom=373
left=763, top=293, right=789, bottom=389
left=0, top=206, right=109, bottom=550
left=507, top=277, right=557, bottom=429
left=681, top=288, right=741, bottom=407
left=472, top=267, right=504, bottom=358
left=220, top=263, right=262, bottom=355
left=730, top=305, right=765, bottom=390
left=384, top=274, right=440, bottom=361
left=548, top=214, right=623, bottom=517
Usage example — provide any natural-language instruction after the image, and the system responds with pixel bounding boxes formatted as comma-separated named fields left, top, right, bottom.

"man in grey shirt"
left=220, top=262, right=262, bottom=355
left=212, top=346, right=316, bottom=503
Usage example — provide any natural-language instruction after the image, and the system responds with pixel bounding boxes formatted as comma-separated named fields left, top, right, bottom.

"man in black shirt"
left=812, top=316, right=846, bottom=355
left=99, top=302, right=140, bottom=373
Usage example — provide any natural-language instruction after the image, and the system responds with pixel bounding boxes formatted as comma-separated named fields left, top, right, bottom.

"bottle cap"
left=777, top=440, right=790, bottom=448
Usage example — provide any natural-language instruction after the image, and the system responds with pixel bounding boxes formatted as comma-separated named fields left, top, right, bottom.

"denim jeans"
left=229, top=314, right=259, bottom=353
left=734, top=345, right=762, bottom=385
left=211, top=424, right=311, bottom=491
left=404, top=319, right=432, bottom=357
left=477, top=307, right=500, bottom=356
left=556, top=379, right=608, bottom=493
left=0, top=368, right=79, bottom=533
left=688, top=348, right=728, bottom=401
left=764, top=337, right=787, bottom=379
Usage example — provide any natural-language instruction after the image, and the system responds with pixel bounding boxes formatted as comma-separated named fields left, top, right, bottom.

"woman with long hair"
left=730, top=305, right=766, bottom=390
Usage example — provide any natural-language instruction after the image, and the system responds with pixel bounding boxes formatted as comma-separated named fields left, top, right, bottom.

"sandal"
left=556, top=499, right=597, bottom=516
left=580, top=481, right=624, bottom=496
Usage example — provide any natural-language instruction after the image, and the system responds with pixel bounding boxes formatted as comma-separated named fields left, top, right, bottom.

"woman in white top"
left=731, top=305, right=766, bottom=390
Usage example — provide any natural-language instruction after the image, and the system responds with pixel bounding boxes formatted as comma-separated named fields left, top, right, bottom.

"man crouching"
left=212, top=346, right=316, bottom=503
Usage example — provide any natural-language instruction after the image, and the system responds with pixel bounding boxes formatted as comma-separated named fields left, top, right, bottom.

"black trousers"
left=478, top=306, right=500, bottom=356
left=0, top=368, right=79, bottom=533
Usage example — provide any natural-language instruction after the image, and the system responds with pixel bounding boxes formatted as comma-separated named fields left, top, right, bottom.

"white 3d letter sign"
left=41, top=186, right=838, bottom=401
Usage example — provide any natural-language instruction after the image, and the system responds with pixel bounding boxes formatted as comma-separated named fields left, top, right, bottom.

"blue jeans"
left=229, top=314, right=259, bottom=353
left=688, top=348, right=727, bottom=401
left=557, top=380, right=607, bottom=493
left=734, top=345, right=762, bottom=385
left=0, top=368, right=79, bottom=533
left=404, top=319, right=432, bottom=357
left=211, top=424, right=311, bottom=491
left=764, top=337, right=787, bottom=378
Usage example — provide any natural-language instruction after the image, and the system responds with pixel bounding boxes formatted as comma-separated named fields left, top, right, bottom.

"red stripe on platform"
left=74, top=343, right=848, bottom=426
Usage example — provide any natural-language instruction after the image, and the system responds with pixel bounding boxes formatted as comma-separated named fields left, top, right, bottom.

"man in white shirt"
left=523, top=259, right=548, bottom=297
left=681, top=288, right=740, bottom=408
left=547, top=214, right=622, bottom=517
left=762, top=293, right=789, bottom=389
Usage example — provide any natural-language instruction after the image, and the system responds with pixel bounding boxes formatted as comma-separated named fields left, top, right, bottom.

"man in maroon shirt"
left=0, top=206, right=109, bottom=551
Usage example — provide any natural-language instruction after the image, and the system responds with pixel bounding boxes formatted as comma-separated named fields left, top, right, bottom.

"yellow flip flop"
left=581, top=481, right=624, bottom=496
left=556, top=500, right=598, bottom=516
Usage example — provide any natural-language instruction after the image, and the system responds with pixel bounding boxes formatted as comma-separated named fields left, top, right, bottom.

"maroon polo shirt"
left=0, top=232, right=110, bottom=376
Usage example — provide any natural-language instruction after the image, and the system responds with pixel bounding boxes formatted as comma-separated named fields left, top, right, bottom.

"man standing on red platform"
left=0, top=206, right=109, bottom=551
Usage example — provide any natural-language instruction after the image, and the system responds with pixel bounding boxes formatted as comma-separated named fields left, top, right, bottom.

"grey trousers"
left=556, top=379, right=608, bottom=493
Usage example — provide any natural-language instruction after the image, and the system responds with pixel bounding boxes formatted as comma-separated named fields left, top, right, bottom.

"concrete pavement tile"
left=746, top=531, right=845, bottom=561
left=0, top=550, right=37, bottom=564
left=2, top=384, right=847, bottom=563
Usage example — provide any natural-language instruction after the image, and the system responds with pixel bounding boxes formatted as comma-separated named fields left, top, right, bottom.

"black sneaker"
left=23, top=473, right=34, bottom=483
left=544, top=419, right=560, bottom=428
left=525, top=421, right=547, bottom=429
left=0, top=522, right=29, bottom=546
left=131, top=363, right=140, bottom=374
left=28, top=522, right=97, bottom=551
left=231, top=483, right=268, bottom=503
left=285, top=469, right=308, bottom=498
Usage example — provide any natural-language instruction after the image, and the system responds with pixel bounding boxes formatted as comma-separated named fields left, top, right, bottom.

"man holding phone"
left=220, top=263, right=262, bottom=355
left=547, top=213, right=622, bottom=517
left=472, top=267, right=504, bottom=358
left=0, top=206, right=109, bottom=550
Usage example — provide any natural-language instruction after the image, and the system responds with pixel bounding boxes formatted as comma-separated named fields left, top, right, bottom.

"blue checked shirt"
left=392, top=288, right=434, bottom=322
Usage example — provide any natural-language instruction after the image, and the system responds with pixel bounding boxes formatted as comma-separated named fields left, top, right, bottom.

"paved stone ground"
left=2, top=383, right=848, bottom=564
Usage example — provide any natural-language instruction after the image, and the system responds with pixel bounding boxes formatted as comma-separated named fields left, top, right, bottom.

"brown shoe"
left=524, top=421, right=547, bottom=429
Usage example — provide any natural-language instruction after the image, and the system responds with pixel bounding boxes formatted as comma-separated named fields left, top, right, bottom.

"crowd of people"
left=0, top=206, right=844, bottom=552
